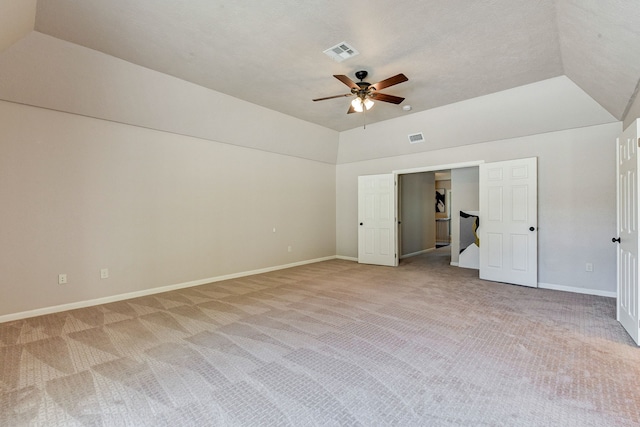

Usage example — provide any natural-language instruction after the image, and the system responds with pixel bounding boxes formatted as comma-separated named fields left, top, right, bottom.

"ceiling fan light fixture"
left=364, top=98, right=374, bottom=110
left=351, top=97, right=374, bottom=112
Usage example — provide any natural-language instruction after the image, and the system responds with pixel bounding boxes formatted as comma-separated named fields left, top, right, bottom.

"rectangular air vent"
left=408, top=132, right=425, bottom=144
left=323, top=42, right=359, bottom=62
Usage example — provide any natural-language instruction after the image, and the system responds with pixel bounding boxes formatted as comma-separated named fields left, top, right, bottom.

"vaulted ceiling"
left=3, top=0, right=640, bottom=131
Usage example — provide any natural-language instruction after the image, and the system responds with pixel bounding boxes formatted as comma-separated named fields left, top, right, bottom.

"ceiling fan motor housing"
left=355, top=70, right=368, bottom=81
left=352, top=71, right=373, bottom=98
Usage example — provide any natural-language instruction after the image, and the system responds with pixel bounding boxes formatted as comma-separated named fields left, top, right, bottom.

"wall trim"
left=393, top=160, right=485, bottom=175
left=0, top=256, right=337, bottom=323
left=450, top=261, right=459, bottom=267
left=538, top=282, right=616, bottom=298
left=336, top=255, right=358, bottom=262
left=400, top=248, right=435, bottom=259
left=1, top=258, right=617, bottom=323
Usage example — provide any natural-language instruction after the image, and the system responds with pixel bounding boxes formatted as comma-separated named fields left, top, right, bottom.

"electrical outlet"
left=58, top=274, right=67, bottom=285
left=586, top=263, right=593, bottom=272
left=100, top=268, right=109, bottom=279
left=288, top=245, right=292, bottom=253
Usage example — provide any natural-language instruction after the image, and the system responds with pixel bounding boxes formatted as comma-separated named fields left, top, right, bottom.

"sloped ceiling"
left=6, top=1, right=640, bottom=131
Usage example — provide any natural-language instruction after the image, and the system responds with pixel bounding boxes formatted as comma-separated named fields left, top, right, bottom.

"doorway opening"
left=359, top=158, right=537, bottom=287
left=395, top=163, right=481, bottom=271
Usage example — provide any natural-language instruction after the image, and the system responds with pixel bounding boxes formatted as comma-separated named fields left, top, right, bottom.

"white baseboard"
left=538, top=282, right=616, bottom=298
left=335, top=255, right=358, bottom=262
left=2, top=258, right=617, bottom=323
left=400, top=248, right=435, bottom=260
left=450, top=261, right=459, bottom=267
left=0, top=256, right=337, bottom=323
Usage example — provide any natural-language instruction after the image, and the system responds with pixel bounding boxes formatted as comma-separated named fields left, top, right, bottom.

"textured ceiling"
left=30, top=0, right=640, bottom=131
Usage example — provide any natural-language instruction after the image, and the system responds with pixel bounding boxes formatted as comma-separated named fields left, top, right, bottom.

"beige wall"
left=336, top=122, right=620, bottom=295
left=337, top=76, right=617, bottom=164
left=0, top=0, right=35, bottom=52
left=0, top=32, right=339, bottom=163
left=335, top=76, right=620, bottom=295
left=0, top=101, right=336, bottom=317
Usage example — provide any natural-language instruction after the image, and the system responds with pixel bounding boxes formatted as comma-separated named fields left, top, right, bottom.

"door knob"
left=529, top=226, right=535, bottom=231
left=612, top=237, right=621, bottom=243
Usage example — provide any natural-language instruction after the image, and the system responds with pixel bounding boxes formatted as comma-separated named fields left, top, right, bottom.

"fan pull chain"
left=363, top=105, right=367, bottom=129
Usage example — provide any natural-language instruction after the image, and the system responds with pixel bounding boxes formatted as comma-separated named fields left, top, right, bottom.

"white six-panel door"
left=358, top=174, right=397, bottom=266
left=615, top=120, right=640, bottom=345
left=479, top=158, right=538, bottom=287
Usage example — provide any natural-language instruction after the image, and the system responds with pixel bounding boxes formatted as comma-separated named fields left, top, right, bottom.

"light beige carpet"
left=1, top=249, right=639, bottom=426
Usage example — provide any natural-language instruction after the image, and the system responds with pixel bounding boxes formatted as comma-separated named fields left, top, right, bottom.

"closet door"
left=614, top=120, right=640, bottom=345
left=479, top=157, right=537, bottom=287
left=358, top=174, right=397, bottom=266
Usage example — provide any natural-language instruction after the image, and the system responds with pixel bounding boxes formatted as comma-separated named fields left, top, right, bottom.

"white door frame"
left=393, top=161, right=485, bottom=176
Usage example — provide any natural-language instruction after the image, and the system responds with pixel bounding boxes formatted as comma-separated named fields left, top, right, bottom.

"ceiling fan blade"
left=371, top=92, right=405, bottom=104
left=334, top=75, right=359, bottom=90
left=347, top=104, right=356, bottom=114
left=312, top=93, right=352, bottom=102
left=369, top=73, right=408, bottom=91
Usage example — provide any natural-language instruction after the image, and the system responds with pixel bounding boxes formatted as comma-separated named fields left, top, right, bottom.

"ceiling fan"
left=313, top=70, right=408, bottom=114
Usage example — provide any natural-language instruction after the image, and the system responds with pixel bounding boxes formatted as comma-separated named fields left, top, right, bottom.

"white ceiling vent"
left=323, top=42, right=359, bottom=62
left=408, top=132, right=425, bottom=144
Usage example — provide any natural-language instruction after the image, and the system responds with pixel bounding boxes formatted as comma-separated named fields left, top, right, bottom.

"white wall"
left=399, top=173, right=435, bottom=256
left=337, top=76, right=617, bottom=164
left=0, top=32, right=339, bottom=163
left=0, top=101, right=336, bottom=318
left=336, top=122, right=620, bottom=295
